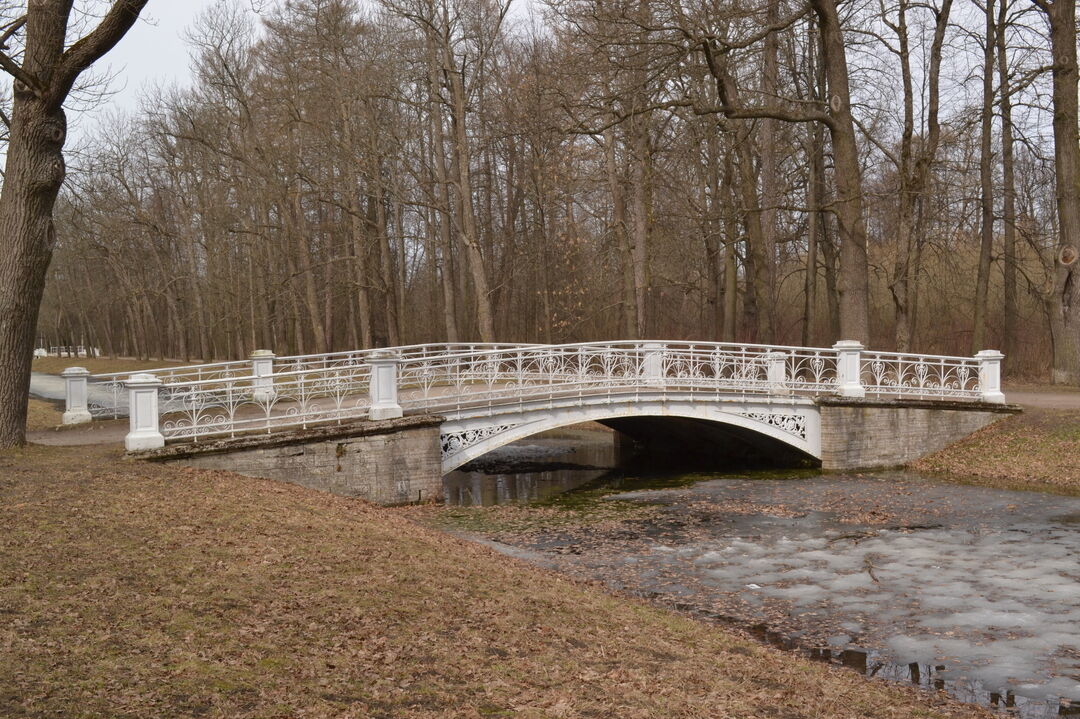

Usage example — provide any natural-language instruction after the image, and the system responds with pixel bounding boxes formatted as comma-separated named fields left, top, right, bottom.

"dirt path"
left=1001, top=384, right=1080, bottom=409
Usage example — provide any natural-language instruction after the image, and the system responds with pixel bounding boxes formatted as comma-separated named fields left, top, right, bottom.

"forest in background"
left=35, top=0, right=1077, bottom=378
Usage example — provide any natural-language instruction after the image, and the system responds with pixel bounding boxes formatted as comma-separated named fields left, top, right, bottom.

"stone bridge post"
left=250, top=350, right=277, bottom=404
left=61, top=367, right=92, bottom=425
left=642, top=343, right=665, bottom=385
left=833, top=340, right=866, bottom=398
left=764, top=351, right=789, bottom=393
left=368, top=351, right=403, bottom=420
left=125, top=374, right=164, bottom=451
left=976, top=350, right=1006, bottom=404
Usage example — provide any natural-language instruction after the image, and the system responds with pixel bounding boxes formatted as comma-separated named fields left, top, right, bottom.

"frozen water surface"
left=485, top=466, right=1080, bottom=717
left=447, top=435, right=1080, bottom=716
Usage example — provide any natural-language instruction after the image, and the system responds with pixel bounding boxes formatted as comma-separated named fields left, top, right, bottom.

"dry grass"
left=31, top=357, right=188, bottom=376
left=912, top=408, right=1080, bottom=493
left=0, top=444, right=988, bottom=719
left=24, top=399, right=62, bottom=431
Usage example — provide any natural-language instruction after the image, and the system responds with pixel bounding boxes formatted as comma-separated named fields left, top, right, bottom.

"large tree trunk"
left=722, top=144, right=739, bottom=342
left=628, top=114, right=651, bottom=338
left=0, top=96, right=65, bottom=445
left=445, top=48, right=496, bottom=343
left=426, top=40, right=460, bottom=344
left=759, top=0, right=781, bottom=342
left=1043, top=0, right=1080, bottom=384
left=895, top=0, right=952, bottom=351
left=972, top=0, right=996, bottom=352
left=997, top=0, right=1018, bottom=361
left=0, top=0, right=148, bottom=447
left=812, top=0, right=870, bottom=343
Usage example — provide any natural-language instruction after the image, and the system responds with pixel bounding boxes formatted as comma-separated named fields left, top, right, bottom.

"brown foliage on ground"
left=0, top=444, right=988, bottom=718
left=24, top=399, right=62, bottom=432
left=912, top=409, right=1080, bottom=493
left=30, top=357, right=186, bottom=376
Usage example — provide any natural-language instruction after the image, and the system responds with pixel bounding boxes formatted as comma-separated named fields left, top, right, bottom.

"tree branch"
left=0, top=16, right=26, bottom=49
left=52, top=0, right=150, bottom=104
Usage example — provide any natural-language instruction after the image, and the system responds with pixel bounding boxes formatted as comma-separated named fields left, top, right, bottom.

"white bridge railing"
left=56, top=340, right=1006, bottom=451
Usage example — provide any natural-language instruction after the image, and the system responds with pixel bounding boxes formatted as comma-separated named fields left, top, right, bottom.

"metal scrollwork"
left=441, top=424, right=519, bottom=459
left=740, top=411, right=808, bottom=440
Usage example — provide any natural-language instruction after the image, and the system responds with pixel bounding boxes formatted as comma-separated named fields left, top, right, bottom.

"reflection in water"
left=443, top=432, right=618, bottom=506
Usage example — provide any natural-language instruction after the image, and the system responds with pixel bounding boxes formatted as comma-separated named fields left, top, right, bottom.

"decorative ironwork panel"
left=739, top=411, right=808, bottom=440
left=441, top=424, right=520, bottom=460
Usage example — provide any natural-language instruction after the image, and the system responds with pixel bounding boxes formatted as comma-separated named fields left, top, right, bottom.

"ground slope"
left=912, top=408, right=1080, bottom=493
left=0, top=444, right=987, bottom=719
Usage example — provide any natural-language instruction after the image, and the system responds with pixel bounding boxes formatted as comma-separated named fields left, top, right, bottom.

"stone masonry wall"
left=818, top=399, right=1019, bottom=471
left=139, top=416, right=443, bottom=505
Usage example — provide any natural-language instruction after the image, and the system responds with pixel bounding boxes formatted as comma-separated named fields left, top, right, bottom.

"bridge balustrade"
left=56, top=340, right=1005, bottom=451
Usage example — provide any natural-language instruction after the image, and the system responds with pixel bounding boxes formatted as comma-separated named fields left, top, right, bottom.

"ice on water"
left=612, top=477, right=1080, bottom=705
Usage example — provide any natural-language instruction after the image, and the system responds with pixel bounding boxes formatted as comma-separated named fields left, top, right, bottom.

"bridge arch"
left=439, top=399, right=821, bottom=474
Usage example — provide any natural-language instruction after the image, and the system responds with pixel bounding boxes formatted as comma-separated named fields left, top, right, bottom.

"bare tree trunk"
left=722, top=145, right=739, bottom=342
left=759, top=0, right=781, bottom=342
left=973, top=0, right=996, bottom=352
left=605, top=126, right=637, bottom=338
left=629, top=114, right=651, bottom=338
left=0, top=0, right=148, bottom=447
left=1041, top=0, right=1080, bottom=383
left=426, top=44, right=461, bottom=344
left=997, top=0, right=1018, bottom=362
left=803, top=136, right=821, bottom=347
left=445, top=46, right=496, bottom=342
left=812, top=0, right=870, bottom=343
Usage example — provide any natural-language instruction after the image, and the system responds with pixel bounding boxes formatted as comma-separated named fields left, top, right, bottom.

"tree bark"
left=811, top=0, right=870, bottom=343
left=0, top=0, right=149, bottom=448
left=1041, top=0, right=1080, bottom=383
left=972, top=0, right=996, bottom=353
left=997, top=0, right=1018, bottom=361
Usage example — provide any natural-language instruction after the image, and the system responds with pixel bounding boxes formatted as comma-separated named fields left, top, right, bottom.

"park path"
left=1000, top=385, right=1080, bottom=410
left=29, top=373, right=128, bottom=446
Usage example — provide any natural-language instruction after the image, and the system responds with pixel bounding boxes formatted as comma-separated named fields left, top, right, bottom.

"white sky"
left=73, top=0, right=222, bottom=138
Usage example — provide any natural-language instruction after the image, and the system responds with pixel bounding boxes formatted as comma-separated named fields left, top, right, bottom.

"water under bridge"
left=59, top=340, right=1017, bottom=502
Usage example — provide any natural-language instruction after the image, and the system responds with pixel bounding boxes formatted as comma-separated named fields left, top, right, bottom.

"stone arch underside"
left=439, top=400, right=821, bottom=474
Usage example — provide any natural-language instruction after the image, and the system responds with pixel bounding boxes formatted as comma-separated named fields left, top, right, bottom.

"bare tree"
left=1034, top=0, right=1080, bottom=383
left=0, top=1, right=149, bottom=448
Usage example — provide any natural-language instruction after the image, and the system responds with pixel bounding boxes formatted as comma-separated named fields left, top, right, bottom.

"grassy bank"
left=0, top=443, right=986, bottom=719
left=25, top=398, right=62, bottom=431
left=31, top=357, right=186, bottom=375
left=912, top=408, right=1080, bottom=493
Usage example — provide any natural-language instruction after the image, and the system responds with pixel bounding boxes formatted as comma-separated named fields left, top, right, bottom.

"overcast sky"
left=73, top=0, right=222, bottom=138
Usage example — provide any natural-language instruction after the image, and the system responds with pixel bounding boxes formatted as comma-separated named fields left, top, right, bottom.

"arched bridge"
left=63, top=340, right=1014, bottom=487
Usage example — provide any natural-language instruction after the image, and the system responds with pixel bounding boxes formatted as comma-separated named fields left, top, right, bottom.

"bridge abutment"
left=136, top=416, right=444, bottom=505
left=817, top=398, right=1019, bottom=470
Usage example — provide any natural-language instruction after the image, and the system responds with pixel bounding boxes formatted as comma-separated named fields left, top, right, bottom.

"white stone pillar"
left=250, top=349, right=277, bottom=404
left=61, top=367, right=93, bottom=425
left=642, top=343, right=665, bottom=385
left=976, top=350, right=1006, bottom=404
left=764, top=351, right=788, bottom=392
left=368, top=351, right=403, bottom=420
left=833, top=340, right=866, bottom=398
left=125, top=374, right=164, bottom=451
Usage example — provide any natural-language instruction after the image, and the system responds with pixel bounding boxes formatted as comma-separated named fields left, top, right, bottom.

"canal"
left=442, top=426, right=1080, bottom=718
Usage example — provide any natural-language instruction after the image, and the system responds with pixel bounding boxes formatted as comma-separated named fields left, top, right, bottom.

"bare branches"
left=51, top=0, right=150, bottom=106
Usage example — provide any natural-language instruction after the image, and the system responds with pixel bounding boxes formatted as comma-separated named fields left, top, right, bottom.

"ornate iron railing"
left=394, top=342, right=843, bottom=417
left=860, top=351, right=981, bottom=399
left=83, top=343, right=540, bottom=419
left=159, top=359, right=372, bottom=441
left=56, top=339, right=1004, bottom=449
